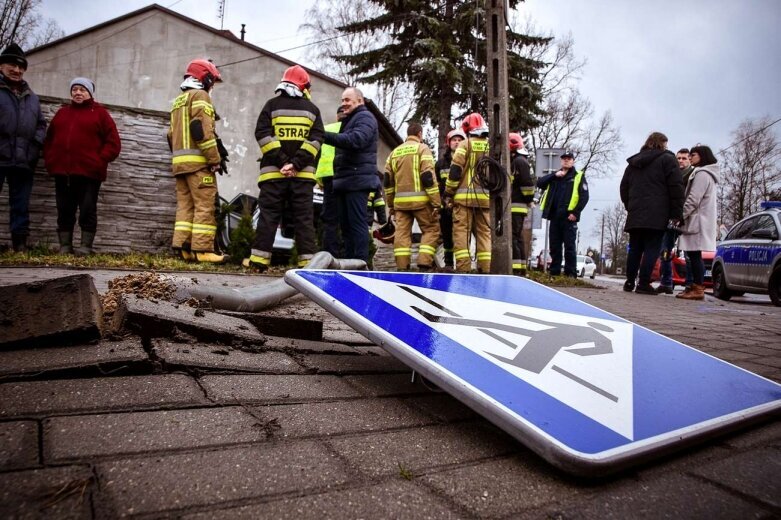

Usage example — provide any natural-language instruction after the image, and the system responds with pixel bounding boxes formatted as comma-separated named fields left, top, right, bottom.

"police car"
left=712, top=201, right=781, bottom=306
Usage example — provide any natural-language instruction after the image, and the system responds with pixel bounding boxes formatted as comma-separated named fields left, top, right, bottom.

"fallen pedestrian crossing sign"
left=284, top=271, right=781, bottom=476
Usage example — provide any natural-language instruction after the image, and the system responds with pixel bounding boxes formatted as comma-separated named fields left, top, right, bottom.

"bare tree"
left=300, top=0, right=415, bottom=132
left=514, top=22, right=623, bottom=179
left=0, top=0, right=64, bottom=49
left=718, top=116, right=781, bottom=225
left=592, top=202, right=628, bottom=274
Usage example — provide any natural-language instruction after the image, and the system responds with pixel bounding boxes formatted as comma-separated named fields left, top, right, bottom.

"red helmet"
left=281, top=65, right=311, bottom=91
left=372, top=220, right=395, bottom=245
left=446, top=129, right=466, bottom=143
left=185, top=59, right=222, bottom=84
left=508, top=132, right=524, bottom=151
left=461, top=113, right=486, bottom=134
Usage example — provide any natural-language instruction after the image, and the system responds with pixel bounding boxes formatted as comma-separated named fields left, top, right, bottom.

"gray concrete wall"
left=0, top=97, right=175, bottom=253
left=23, top=9, right=352, bottom=201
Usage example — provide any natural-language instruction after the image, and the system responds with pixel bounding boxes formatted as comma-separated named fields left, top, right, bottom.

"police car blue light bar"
left=284, top=270, right=781, bottom=476
left=760, top=201, right=781, bottom=210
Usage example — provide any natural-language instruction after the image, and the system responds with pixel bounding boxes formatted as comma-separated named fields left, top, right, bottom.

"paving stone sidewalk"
left=0, top=268, right=779, bottom=518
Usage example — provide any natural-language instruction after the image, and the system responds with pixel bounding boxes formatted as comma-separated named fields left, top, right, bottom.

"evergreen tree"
left=335, top=0, right=550, bottom=152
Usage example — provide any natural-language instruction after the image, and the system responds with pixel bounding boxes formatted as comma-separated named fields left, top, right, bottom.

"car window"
left=754, top=215, right=777, bottom=236
left=726, top=217, right=757, bottom=240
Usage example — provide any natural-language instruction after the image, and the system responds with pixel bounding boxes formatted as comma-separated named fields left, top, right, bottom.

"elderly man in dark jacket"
left=620, top=132, right=684, bottom=294
left=323, top=87, right=380, bottom=262
left=0, top=43, right=46, bottom=252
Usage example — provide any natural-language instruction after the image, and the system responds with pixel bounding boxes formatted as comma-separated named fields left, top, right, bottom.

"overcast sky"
left=39, top=0, right=781, bottom=249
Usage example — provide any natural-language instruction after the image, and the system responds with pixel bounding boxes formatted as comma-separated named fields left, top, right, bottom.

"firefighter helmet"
left=446, top=129, right=466, bottom=143
left=185, top=59, right=222, bottom=88
left=372, top=220, right=395, bottom=245
left=508, top=132, right=524, bottom=151
left=461, top=113, right=487, bottom=135
left=281, top=65, right=311, bottom=91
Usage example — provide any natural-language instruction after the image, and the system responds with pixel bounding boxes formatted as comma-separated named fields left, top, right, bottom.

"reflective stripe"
left=300, top=141, right=319, bottom=157
left=259, top=138, right=281, bottom=154
left=419, top=244, right=436, bottom=255
left=271, top=115, right=315, bottom=126
left=192, top=100, right=214, bottom=117
left=174, top=221, right=193, bottom=231
left=394, top=248, right=412, bottom=257
left=454, top=249, right=471, bottom=259
left=455, top=191, right=489, bottom=201
left=520, top=187, right=535, bottom=195
left=258, top=167, right=316, bottom=183
left=512, top=262, right=527, bottom=270
left=476, top=252, right=492, bottom=260
left=270, top=109, right=317, bottom=121
left=173, top=149, right=204, bottom=157
left=198, top=139, right=217, bottom=151
left=173, top=155, right=207, bottom=164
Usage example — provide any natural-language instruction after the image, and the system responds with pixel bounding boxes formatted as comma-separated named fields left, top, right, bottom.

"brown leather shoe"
left=676, top=283, right=704, bottom=300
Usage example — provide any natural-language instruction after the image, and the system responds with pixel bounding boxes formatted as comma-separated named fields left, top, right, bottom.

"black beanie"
left=0, top=43, right=28, bottom=69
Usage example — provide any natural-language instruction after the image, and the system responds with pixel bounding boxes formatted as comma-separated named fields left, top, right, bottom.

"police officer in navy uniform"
left=537, top=150, right=589, bottom=277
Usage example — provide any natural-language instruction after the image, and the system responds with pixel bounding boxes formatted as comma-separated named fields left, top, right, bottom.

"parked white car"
left=576, top=255, right=597, bottom=279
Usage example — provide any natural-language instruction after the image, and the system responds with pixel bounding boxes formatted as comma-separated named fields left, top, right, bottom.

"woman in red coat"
left=43, top=77, right=121, bottom=255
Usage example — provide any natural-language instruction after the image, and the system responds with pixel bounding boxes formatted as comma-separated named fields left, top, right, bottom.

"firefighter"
left=245, top=65, right=324, bottom=272
left=444, top=113, right=491, bottom=273
left=168, top=59, right=226, bottom=263
left=385, top=122, right=440, bottom=271
left=435, top=128, right=465, bottom=271
left=367, top=172, right=387, bottom=228
left=508, top=133, right=535, bottom=276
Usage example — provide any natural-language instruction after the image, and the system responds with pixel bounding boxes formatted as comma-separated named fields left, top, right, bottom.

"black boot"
left=74, top=231, right=96, bottom=256
left=11, top=233, right=28, bottom=253
left=58, top=231, right=74, bottom=255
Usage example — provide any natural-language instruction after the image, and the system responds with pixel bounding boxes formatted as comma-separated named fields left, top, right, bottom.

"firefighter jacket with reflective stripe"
left=168, top=89, right=220, bottom=175
left=315, top=121, right=341, bottom=182
left=255, top=92, right=324, bottom=183
left=384, top=135, right=439, bottom=211
left=510, top=152, right=535, bottom=215
left=446, top=137, right=490, bottom=208
left=537, top=166, right=589, bottom=221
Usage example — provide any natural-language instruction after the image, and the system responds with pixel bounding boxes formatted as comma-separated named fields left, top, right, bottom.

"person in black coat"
left=619, top=132, right=684, bottom=294
left=323, top=87, right=380, bottom=262
left=0, top=43, right=46, bottom=252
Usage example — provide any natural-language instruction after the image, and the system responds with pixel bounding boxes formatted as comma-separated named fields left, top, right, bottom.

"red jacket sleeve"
left=98, top=106, right=121, bottom=163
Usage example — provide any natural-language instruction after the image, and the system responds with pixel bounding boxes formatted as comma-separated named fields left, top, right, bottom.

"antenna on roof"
left=217, top=0, right=226, bottom=30
left=240, top=24, right=246, bottom=41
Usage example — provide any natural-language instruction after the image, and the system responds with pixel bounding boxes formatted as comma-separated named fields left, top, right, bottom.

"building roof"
left=28, top=3, right=402, bottom=146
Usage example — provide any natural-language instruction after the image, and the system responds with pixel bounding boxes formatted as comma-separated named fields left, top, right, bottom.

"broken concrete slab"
left=263, top=336, right=362, bottom=355
left=94, top=442, right=350, bottom=517
left=322, top=329, right=375, bottom=345
left=0, top=374, right=207, bottom=418
left=0, top=465, right=94, bottom=519
left=153, top=340, right=305, bottom=374
left=200, top=374, right=364, bottom=403
left=691, top=448, right=781, bottom=509
left=44, top=407, right=267, bottom=463
left=0, top=274, right=103, bottom=349
left=0, top=339, right=149, bottom=381
left=0, top=421, right=38, bottom=471
left=112, top=295, right=266, bottom=347
left=221, top=311, right=324, bottom=341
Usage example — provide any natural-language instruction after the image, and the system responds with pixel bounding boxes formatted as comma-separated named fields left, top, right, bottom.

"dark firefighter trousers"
left=512, top=213, right=527, bottom=272
left=253, top=179, right=317, bottom=266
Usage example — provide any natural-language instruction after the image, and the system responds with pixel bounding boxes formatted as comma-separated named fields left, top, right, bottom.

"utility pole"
left=599, top=212, right=605, bottom=275
left=486, top=0, right=512, bottom=274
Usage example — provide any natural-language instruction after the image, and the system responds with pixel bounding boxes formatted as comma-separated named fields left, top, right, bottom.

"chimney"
left=240, top=24, right=246, bottom=41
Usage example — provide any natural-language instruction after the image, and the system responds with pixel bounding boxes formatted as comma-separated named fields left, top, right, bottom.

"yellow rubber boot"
left=195, top=252, right=227, bottom=264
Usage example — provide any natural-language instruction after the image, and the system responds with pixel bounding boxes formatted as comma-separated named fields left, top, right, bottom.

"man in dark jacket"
left=0, top=43, right=46, bottom=252
left=323, top=87, right=380, bottom=262
left=619, top=132, right=684, bottom=294
left=656, top=148, right=694, bottom=293
left=537, top=150, right=589, bottom=277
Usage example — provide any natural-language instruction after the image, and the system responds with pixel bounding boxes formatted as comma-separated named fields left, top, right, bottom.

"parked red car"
left=651, top=249, right=714, bottom=288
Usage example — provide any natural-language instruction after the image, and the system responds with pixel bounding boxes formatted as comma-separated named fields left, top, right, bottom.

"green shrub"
left=227, top=213, right=254, bottom=263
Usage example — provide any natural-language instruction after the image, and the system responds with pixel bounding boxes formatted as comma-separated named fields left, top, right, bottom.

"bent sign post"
left=284, top=270, right=781, bottom=476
